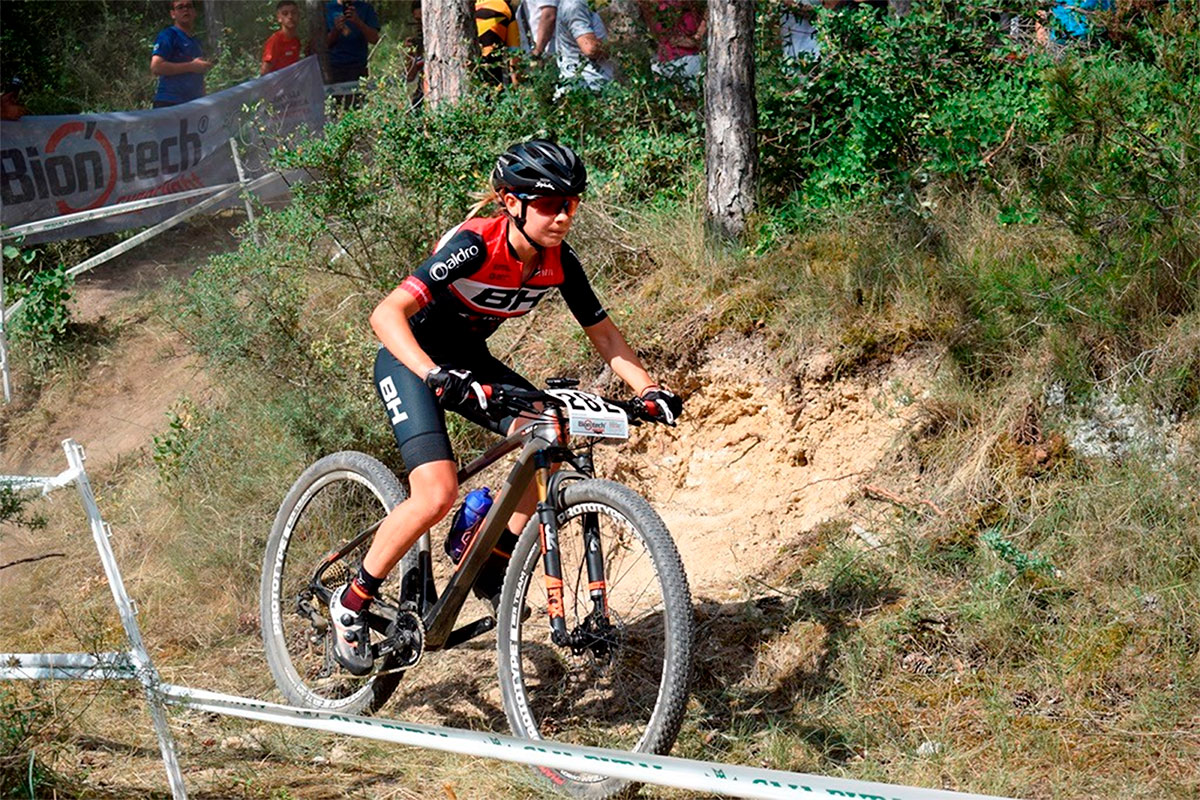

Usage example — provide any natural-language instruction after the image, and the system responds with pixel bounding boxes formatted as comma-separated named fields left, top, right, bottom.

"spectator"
left=1049, top=0, right=1115, bottom=39
left=780, top=0, right=838, bottom=64
left=519, top=0, right=559, bottom=59
left=150, top=0, right=213, bottom=108
left=638, top=1, right=706, bottom=82
left=1, top=77, right=28, bottom=121
left=324, top=0, right=381, bottom=84
left=555, top=0, right=615, bottom=93
left=261, top=0, right=304, bottom=75
left=475, top=0, right=521, bottom=86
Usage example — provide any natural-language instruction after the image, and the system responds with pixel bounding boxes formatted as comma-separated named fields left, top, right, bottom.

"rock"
left=917, top=741, right=943, bottom=757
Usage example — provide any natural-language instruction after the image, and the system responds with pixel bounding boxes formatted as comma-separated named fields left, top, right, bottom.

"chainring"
left=380, top=606, right=425, bottom=671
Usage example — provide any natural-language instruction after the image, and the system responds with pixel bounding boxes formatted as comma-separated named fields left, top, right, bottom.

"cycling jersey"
left=379, top=213, right=607, bottom=470
left=398, top=214, right=608, bottom=359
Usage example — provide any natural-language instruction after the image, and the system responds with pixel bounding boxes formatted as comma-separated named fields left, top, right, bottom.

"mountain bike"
left=260, top=379, right=694, bottom=798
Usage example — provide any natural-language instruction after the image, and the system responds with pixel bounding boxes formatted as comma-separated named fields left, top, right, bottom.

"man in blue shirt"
left=324, top=0, right=381, bottom=84
left=150, top=0, right=212, bottom=107
left=1050, top=0, right=1114, bottom=39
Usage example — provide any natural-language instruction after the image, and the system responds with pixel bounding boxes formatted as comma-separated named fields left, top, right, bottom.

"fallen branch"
left=0, top=552, right=66, bottom=572
left=862, top=484, right=948, bottom=517
left=982, top=120, right=1017, bottom=166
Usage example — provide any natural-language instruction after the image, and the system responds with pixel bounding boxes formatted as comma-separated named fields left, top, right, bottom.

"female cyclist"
left=330, top=139, right=684, bottom=675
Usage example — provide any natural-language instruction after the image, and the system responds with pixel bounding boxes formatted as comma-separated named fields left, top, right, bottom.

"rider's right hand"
left=424, top=366, right=489, bottom=411
left=640, top=387, right=683, bottom=426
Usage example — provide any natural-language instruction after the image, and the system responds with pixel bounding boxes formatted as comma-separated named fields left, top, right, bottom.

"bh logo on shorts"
left=378, top=376, right=408, bottom=425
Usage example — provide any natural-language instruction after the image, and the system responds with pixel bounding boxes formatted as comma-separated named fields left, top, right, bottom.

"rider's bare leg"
left=362, top=459, right=458, bottom=578
left=501, top=413, right=556, bottom=538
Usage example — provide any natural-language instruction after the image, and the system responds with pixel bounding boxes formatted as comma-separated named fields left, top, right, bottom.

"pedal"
left=444, top=616, right=497, bottom=649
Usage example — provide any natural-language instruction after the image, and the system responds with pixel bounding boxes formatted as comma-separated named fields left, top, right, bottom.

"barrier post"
left=0, top=440, right=188, bottom=798
left=228, top=138, right=259, bottom=242
left=63, top=439, right=188, bottom=799
left=1, top=246, right=11, bottom=403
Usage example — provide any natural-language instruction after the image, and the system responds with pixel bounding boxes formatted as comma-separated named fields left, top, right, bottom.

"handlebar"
left=480, top=383, right=665, bottom=426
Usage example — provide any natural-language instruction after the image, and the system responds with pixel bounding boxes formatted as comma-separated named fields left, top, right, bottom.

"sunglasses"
left=517, top=194, right=581, bottom=216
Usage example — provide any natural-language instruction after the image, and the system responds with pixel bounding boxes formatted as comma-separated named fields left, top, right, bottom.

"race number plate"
left=546, top=389, right=630, bottom=439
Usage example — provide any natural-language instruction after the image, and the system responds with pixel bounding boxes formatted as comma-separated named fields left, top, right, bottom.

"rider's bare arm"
left=583, top=317, right=659, bottom=396
left=369, top=288, right=438, bottom=380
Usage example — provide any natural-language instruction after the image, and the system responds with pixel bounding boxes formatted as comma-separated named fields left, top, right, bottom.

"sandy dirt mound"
left=608, top=334, right=933, bottom=599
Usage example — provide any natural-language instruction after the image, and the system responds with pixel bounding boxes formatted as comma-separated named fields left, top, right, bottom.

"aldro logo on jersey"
left=429, top=244, right=481, bottom=282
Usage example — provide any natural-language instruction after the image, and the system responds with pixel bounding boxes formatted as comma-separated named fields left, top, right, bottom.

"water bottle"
left=444, top=487, right=494, bottom=563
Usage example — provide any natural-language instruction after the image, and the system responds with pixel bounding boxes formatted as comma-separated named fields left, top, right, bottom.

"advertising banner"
left=0, top=57, right=324, bottom=242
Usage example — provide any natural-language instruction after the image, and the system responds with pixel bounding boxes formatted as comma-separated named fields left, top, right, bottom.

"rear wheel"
left=260, top=451, right=422, bottom=714
left=496, top=479, right=694, bottom=799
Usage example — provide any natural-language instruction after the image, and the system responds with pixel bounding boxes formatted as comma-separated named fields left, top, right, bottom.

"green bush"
left=0, top=688, right=66, bottom=799
left=756, top=1, right=1051, bottom=208
left=6, top=262, right=74, bottom=378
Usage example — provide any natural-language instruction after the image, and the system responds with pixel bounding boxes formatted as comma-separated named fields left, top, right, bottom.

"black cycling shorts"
left=373, top=346, right=537, bottom=470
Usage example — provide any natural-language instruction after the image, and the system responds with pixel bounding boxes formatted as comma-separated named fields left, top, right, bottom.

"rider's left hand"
left=641, top=386, right=683, bottom=426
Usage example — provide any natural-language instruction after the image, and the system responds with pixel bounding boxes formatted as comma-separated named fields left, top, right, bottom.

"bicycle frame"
left=311, top=409, right=598, bottom=654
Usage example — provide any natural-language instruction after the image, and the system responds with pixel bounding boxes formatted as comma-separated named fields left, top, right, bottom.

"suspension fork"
left=566, top=448, right=608, bottom=618
left=535, top=450, right=573, bottom=647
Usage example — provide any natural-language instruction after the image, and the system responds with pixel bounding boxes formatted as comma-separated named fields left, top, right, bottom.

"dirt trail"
left=0, top=218, right=232, bottom=474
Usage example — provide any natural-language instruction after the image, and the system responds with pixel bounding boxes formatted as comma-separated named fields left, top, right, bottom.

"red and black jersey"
left=398, top=215, right=607, bottom=357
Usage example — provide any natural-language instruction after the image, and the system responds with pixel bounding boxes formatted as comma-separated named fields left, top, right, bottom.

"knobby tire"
left=496, top=478, right=694, bottom=799
left=260, top=451, right=418, bottom=715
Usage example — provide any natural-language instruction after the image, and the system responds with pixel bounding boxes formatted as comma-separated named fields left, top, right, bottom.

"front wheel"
left=496, top=479, right=694, bottom=799
left=260, top=451, right=417, bottom=714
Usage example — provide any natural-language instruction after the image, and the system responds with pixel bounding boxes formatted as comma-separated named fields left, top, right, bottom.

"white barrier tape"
left=0, top=466, right=81, bottom=495
left=160, top=685, right=1017, bottom=800
left=3, top=172, right=284, bottom=323
left=0, top=652, right=137, bottom=681
left=0, top=183, right=238, bottom=240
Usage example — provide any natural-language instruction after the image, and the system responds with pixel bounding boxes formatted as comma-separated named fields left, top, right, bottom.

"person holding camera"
left=150, top=0, right=213, bottom=107
left=324, top=0, right=381, bottom=84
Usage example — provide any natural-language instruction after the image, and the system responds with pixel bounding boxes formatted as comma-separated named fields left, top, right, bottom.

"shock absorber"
left=534, top=450, right=571, bottom=647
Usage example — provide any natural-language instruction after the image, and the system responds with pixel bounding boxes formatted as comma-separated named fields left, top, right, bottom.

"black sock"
left=342, top=564, right=384, bottom=613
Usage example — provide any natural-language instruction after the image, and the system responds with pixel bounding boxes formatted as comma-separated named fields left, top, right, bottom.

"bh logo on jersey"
left=453, top=278, right=551, bottom=316
left=378, top=376, right=408, bottom=425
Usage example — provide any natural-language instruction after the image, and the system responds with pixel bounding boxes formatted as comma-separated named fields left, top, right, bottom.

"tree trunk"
left=703, top=0, right=758, bottom=241
left=424, top=0, right=476, bottom=107
left=890, top=0, right=912, bottom=16
left=305, top=0, right=331, bottom=82
left=204, top=0, right=224, bottom=55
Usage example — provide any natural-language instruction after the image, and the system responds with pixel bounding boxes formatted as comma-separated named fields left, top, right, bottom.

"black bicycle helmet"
left=492, top=139, right=587, bottom=197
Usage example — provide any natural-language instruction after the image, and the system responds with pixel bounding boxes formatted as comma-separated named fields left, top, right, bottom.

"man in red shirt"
left=261, top=0, right=304, bottom=74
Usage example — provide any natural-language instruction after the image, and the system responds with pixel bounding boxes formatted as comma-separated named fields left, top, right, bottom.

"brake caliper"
left=570, top=613, right=619, bottom=661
